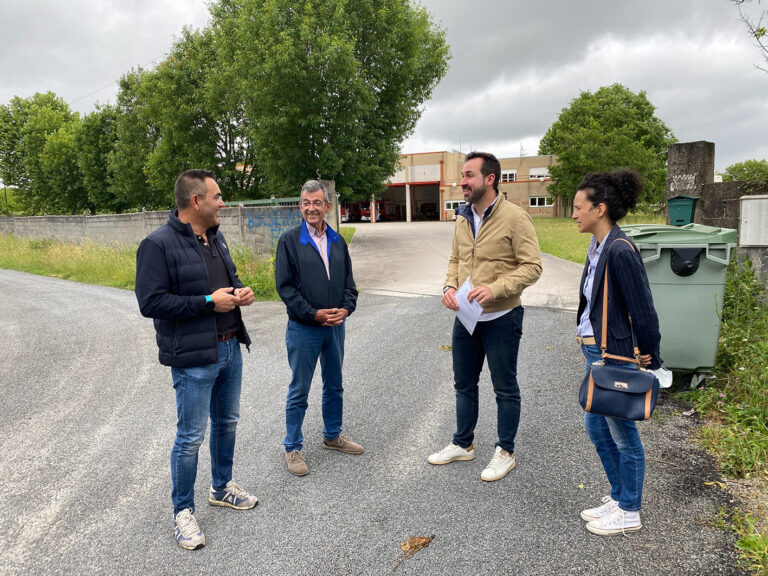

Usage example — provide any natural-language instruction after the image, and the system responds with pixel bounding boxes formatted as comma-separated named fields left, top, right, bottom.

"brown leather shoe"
left=285, top=450, right=308, bottom=476
left=322, top=435, right=363, bottom=454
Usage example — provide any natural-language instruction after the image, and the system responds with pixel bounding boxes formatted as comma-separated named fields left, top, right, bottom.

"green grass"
left=532, top=213, right=665, bottom=263
left=0, top=233, right=280, bottom=298
left=710, top=507, right=768, bottom=575
left=0, top=235, right=137, bottom=289
left=339, top=225, right=355, bottom=245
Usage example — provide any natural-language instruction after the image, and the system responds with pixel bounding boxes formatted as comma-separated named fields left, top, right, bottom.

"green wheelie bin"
left=621, top=223, right=737, bottom=386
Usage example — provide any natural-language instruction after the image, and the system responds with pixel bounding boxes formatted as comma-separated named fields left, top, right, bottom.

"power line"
left=68, top=54, right=165, bottom=106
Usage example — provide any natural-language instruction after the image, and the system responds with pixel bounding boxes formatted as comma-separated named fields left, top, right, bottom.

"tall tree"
left=0, top=93, right=76, bottom=213
left=40, top=121, right=90, bottom=214
left=75, top=104, right=121, bottom=212
left=722, top=158, right=768, bottom=181
left=108, top=70, right=168, bottom=210
left=141, top=27, right=260, bottom=201
left=223, top=0, right=449, bottom=198
left=539, top=84, right=676, bottom=204
left=0, top=97, right=31, bottom=190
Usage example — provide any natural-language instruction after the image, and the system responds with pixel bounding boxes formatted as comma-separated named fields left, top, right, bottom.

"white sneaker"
left=580, top=496, right=619, bottom=521
left=427, top=442, right=476, bottom=465
left=174, top=509, right=205, bottom=550
left=586, top=508, right=642, bottom=536
left=480, top=446, right=516, bottom=482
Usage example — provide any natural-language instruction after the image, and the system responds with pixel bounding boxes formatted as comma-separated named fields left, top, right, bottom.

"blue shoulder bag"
left=578, top=239, right=660, bottom=420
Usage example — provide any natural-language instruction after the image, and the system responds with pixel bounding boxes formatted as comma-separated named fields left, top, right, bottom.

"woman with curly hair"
left=572, top=169, right=662, bottom=536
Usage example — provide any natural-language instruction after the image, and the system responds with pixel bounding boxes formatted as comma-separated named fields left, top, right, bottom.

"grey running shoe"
left=208, top=480, right=259, bottom=510
left=174, top=509, right=205, bottom=550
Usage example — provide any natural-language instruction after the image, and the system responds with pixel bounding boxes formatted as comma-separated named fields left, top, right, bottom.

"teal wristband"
left=205, top=295, right=213, bottom=303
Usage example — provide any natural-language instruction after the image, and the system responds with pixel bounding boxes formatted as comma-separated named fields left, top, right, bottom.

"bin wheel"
left=691, top=372, right=711, bottom=388
left=675, top=372, right=709, bottom=388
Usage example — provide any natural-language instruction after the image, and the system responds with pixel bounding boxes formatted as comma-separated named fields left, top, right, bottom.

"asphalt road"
left=349, top=221, right=583, bottom=310
left=0, top=222, right=745, bottom=575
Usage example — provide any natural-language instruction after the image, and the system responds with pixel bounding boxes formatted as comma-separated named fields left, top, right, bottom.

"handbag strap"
left=600, top=238, right=641, bottom=366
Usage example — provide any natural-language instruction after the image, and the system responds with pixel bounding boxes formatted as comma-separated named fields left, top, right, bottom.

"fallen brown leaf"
left=392, top=534, right=435, bottom=571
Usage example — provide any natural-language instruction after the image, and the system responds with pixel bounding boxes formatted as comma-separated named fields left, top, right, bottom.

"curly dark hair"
left=578, top=169, right=642, bottom=223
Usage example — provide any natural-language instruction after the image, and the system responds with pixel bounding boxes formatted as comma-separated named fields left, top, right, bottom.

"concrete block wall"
left=0, top=205, right=307, bottom=256
left=86, top=213, right=146, bottom=245
left=13, top=216, right=87, bottom=243
left=698, top=181, right=768, bottom=231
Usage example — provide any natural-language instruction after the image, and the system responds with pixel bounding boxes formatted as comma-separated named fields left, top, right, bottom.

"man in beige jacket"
left=428, top=151, right=542, bottom=481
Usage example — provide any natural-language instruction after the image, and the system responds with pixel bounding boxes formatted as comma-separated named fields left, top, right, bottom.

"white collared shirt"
left=577, top=235, right=606, bottom=337
left=471, top=196, right=508, bottom=322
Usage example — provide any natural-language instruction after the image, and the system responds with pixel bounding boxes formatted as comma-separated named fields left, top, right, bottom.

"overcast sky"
left=1, top=0, right=766, bottom=172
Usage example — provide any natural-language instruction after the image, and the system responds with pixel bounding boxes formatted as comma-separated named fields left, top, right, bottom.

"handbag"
left=578, top=239, right=660, bottom=420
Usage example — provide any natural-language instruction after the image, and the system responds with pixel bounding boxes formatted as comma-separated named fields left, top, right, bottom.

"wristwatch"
left=442, top=286, right=454, bottom=294
left=204, top=294, right=215, bottom=311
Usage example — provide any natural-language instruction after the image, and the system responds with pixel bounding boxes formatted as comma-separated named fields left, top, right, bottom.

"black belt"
left=218, top=332, right=236, bottom=342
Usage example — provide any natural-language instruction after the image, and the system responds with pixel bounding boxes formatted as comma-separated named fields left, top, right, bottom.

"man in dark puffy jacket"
left=136, top=169, right=258, bottom=551
left=275, top=180, right=360, bottom=477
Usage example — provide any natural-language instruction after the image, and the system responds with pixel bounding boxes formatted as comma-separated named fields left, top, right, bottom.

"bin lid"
left=621, top=223, right=737, bottom=245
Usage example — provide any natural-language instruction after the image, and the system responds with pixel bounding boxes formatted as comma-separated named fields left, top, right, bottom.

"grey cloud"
left=412, top=0, right=768, bottom=170
left=0, top=0, right=209, bottom=109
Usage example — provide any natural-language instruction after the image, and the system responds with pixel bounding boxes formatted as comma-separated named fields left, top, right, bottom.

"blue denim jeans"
left=284, top=320, right=345, bottom=452
left=582, top=343, right=645, bottom=511
left=452, top=307, right=523, bottom=453
left=170, top=338, right=242, bottom=514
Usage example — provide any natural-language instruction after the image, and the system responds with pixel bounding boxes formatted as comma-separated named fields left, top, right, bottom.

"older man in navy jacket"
left=275, top=180, right=360, bottom=477
left=136, top=169, right=258, bottom=551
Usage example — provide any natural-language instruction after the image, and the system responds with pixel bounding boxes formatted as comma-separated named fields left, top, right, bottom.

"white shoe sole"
left=177, top=536, right=205, bottom=550
left=208, top=496, right=259, bottom=510
left=586, top=522, right=642, bottom=536
left=428, top=452, right=475, bottom=465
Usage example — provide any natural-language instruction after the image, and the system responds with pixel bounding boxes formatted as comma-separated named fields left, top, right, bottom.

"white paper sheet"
left=454, top=277, right=483, bottom=335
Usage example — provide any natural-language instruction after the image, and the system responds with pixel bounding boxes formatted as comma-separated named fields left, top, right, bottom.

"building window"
left=444, top=200, right=466, bottom=211
left=529, top=196, right=554, bottom=207
left=529, top=167, right=550, bottom=180
left=500, top=170, right=517, bottom=183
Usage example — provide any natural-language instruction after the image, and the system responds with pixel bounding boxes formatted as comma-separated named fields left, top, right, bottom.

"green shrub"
left=677, top=261, right=768, bottom=479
